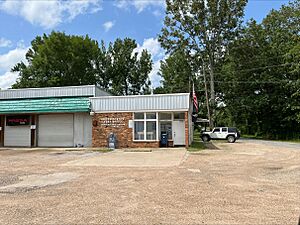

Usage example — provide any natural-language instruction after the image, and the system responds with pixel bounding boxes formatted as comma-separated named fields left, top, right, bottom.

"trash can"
left=108, top=133, right=117, bottom=149
left=160, top=133, right=168, bottom=147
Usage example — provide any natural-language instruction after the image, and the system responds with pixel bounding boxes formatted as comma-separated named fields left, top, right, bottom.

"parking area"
left=0, top=140, right=299, bottom=224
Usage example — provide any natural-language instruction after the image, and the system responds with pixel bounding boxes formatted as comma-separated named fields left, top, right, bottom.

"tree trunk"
left=208, top=56, right=215, bottom=128
left=203, top=66, right=213, bottom=129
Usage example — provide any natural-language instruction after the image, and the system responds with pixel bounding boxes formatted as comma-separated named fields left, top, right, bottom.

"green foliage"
left=12, top=32, right=100, bottom=88
left=158, top=0, right=248, bottom=124
left=159, top=0, right=247, bottom=57
left=219, top=1, right=300, bottom=139
left=155, top=50, right=193, bottom=93
left=108, top=38, right=152, bottom=95
left=12, top=32, right=152, bottom=95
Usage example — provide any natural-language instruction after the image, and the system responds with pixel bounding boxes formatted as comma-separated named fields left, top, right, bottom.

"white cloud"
left=135, top=38, right=165, bottom=88
left=115, top=0, right=164, bottom=13
left=0, top=46, right=28, bottom=89
left=0, top=38, right=12, bottom=48
left=0, top=47, right=28, bottom=71
left=0, top=0, right=102, bottom=29
left=103, top=21, right=115, bottom=32
left=149, top=60, right=162, bottom=88
left=0, top=71, right=19, bottom=90
left=135, top=38, right=164, bottom=60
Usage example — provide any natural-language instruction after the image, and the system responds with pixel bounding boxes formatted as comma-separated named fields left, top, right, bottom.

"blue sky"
left=0, top=0, right=289, bottom=89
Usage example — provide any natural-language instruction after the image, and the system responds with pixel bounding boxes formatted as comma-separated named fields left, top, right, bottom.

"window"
left=221, top=128, right=227, bottom=132
left=159, top=113, right=172, bottom=120
left=134, top=113, right=144, bottom=120
left=213, top=128, right=220, bottom=133
left=133, top=113, right=157, bottom=141
left=228, top=127, right=237, bottom=133
left=134, top=121, right=144, bottom=140
left=146, top=121, right=156, bottom=140
left=174, top=112, right=185, bottom=120
left=146, top=113, right=156, bottom=120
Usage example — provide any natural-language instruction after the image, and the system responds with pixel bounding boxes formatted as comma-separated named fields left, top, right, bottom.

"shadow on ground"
left=203, top=142, right=220, bottom=150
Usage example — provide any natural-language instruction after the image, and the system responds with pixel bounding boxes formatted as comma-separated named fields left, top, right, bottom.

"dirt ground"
left=0, top=140, right=299, bottom=225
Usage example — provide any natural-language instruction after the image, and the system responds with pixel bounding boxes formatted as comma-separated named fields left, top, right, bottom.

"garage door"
left=4, top=126, right=31, bottom=147
left=38, top=114, right=74, bottom=147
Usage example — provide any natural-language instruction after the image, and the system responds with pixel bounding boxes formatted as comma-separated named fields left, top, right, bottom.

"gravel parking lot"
left=0, top=140, right=299, bottom=224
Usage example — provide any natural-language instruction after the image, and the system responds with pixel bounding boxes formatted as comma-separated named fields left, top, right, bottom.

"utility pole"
left=202, top=62, right=213, bottom=129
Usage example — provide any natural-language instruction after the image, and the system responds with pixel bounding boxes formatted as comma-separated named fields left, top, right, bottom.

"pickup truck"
left=201, top=127, right=240, bottom=143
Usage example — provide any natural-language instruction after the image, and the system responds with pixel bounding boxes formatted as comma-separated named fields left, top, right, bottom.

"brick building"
left=90, top=94, right=193, bottom=148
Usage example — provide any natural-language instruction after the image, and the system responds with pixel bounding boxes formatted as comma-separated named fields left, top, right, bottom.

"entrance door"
left=172, top=120, right=185, bottom=145
left=38, top=114, right=74, bottom=147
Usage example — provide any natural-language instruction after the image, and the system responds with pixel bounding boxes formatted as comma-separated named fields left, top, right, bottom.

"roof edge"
left=0, top=85, right=96, bottom=92
left=90, top=93, right=190, bottom=99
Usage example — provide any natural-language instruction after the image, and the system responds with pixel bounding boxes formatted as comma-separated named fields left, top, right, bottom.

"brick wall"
left=92, top=113, right=159, bottom=148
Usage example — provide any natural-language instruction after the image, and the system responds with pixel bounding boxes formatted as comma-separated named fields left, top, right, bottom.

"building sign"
left=100, top=117, right=125, bottom=127
left=6, top=115, right=31, bottom=126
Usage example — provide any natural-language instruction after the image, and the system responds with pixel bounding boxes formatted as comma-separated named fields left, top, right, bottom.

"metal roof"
left=0, top=97, right=90, bottom=114
left=90, top=93, right=190, bottom=112
left=0, top=85, right=110, bottom=100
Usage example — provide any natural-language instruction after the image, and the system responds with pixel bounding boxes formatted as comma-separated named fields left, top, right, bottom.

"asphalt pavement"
left=240, top=138, right=300, bottom=149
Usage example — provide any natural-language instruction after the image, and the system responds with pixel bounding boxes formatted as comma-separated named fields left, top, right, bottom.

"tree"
left=12, top=32, right=100, bottom=88
left=94, top=40, right=112, bottom=90
left=219, top=0, right=300, bottom=139
left=156, top=49, right=193, bottom=93
left=107, top=38, right=152, bottom=95
left=11, top=32, right=153, bottom=95
left=158, top=0, right=248, bottom=127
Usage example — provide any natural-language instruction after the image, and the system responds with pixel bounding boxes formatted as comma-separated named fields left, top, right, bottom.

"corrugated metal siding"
left=4, top=125, right=31, bottom=147
left=95, top=87, right=112, bottom=97
left=0, top=97, right=90, bottom=114
left=91, top=94, right=190, bottom=112
left=74, top=113, right=92, bottom=147
left=0, top=85, right=109, bottom=100
left=38, top=114, right=74, bottom=147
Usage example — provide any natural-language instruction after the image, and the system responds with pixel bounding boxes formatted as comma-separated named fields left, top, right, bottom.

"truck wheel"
left=201, top=135, right=210, bottom=142
left=227, top=135, right=236, bottom=143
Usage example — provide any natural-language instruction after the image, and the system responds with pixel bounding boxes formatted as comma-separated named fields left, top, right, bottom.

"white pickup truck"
left=201, top=127, right=240, bottom=143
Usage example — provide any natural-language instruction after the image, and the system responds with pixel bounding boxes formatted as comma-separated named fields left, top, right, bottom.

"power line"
left=199, top=80, right=298, bottom=84
left=212, top=62, right=297, bottom=75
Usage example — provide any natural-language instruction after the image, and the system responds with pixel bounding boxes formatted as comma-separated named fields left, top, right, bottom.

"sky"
left=0, top=0, right=289, bottom=89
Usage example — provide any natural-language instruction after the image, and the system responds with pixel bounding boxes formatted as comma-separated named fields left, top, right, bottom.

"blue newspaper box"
left=160, top=133, right=168, bottom=147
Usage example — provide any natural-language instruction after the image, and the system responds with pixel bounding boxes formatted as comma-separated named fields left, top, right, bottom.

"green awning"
left=0, top=97, right=90, bottom=114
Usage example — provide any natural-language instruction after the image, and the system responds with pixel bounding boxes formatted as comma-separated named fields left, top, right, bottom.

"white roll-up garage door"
left=38, top=114, right=74, bottom=147
left=4, top=126, right=31, bottom=147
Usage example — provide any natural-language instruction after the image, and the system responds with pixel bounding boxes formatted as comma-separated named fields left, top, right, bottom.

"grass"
left=188, top=131, right=206, bottom=152
left=242, top=134, right=264, bottom=139
left=92, top=148, right=113, bottom=153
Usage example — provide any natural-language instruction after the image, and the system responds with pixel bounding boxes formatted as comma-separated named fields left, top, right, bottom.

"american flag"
left=193, top=83, right=198, bottom=112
